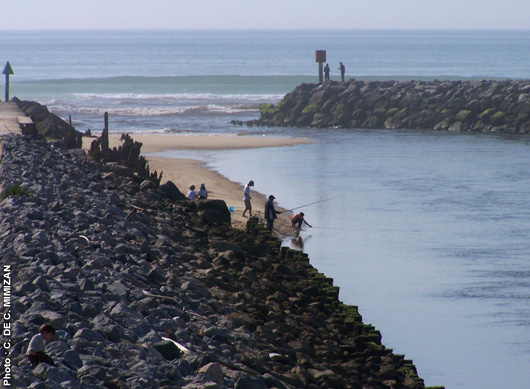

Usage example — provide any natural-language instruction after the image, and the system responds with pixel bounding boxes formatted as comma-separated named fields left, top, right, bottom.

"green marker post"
left=2, top=62, right=14, bottom=102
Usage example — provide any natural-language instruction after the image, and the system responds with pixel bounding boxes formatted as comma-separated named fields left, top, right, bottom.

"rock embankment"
left=0, top=134, right=441, bottom=388
left=253, top=79, right=530, bottom=133
left=13, top=98, right=83, bottom=148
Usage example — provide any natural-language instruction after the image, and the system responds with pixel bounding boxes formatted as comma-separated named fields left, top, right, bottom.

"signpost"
left=315, top=50, right=326, bottom=83
left=2, top=62, right=14, bottom=102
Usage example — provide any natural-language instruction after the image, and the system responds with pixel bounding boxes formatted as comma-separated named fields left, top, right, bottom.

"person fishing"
left=264, top=195, right=282, bottom=231
left=338, top=62, right=345, bottom=82
left=291, top=212, right=312, bottom=230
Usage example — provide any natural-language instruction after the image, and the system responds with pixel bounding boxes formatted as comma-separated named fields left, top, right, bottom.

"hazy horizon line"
left=2, top=27, right=530, bottom=32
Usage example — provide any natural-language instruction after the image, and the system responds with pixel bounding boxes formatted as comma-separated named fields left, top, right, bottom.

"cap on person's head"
left=269, top=195, right=275, bottom=200
left=190, top=185, right=195, bottom=190
left=249, top=180, right=254, bottom=186
left=300, top=212, right=304, bottom=216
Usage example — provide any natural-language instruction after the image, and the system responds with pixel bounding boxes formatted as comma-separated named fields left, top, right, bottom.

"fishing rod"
left=285, top=196, right=342, bottom=213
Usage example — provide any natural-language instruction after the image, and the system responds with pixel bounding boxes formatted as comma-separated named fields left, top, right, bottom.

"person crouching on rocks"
left=187, top=185, right=197, bottom=200
left=291, top=212, right=312, bottom=230
left=27, top=323, right=56, bottom=368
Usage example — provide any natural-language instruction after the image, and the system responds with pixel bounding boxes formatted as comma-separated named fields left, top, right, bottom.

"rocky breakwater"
left=254, top=79, right=530, bottom=133
left=13, top=98, right=84, bottom=149
left=0, top=134, right=442, bottom=388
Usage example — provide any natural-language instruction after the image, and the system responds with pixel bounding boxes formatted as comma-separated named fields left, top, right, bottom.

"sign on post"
left=2, top=62, right=14, bottom=102
left=315, top=50, right=326, bottom=83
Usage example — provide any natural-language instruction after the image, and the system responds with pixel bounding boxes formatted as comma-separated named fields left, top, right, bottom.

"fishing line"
left=285, top=196, right=342, bottom=213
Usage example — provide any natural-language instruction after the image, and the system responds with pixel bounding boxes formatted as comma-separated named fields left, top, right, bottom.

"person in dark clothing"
left=324, top=63, right=330, bottom=81
left=264, top=195, right=282, bottom=231
left=338, top=62, right=345, bottom=82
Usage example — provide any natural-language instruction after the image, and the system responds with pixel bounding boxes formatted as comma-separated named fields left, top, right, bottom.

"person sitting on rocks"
left=197, top=183, right=208, bottom=199
left=27, top=323, right=56, bottom=368
left=187, top=185, right=197, bottom=200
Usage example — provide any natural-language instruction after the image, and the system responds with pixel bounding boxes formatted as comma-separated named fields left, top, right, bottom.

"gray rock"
left=235, top=376, right=267, bottom=389
left=140, top=179, right=158, bottom=191
left=198, top=362, right=224, bottom=385
left=73, top=328, right=106, bottom=342
left=63, top=349, right=83, bottom=370
left=153, top=340, right=181, bottom=361
left=159, top=180, right=185, bottom=201
left=198, top=200, right=231, bottom=225
left=109, top=303, right=145, bottom=327
left=106, top=280, right=129, bottom=299
left=44, top=365, right=76, bottom=385
left=181, top=280, right=211, bottom=298
left=29, top=382, right=47, bottom=389
left=46, top=340, right=70, bottom=355
left=32, top=275, right=50, bottom=292
left=77, top=365, right=107, bottom=381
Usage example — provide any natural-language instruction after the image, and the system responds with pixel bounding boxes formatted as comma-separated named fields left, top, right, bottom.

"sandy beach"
left=83, top=133, right=310, bottom=234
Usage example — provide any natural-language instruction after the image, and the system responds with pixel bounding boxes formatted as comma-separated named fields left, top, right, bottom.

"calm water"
left=3, top=30, right=530, bottom=388
left=185, top=130, right=530, bottom=389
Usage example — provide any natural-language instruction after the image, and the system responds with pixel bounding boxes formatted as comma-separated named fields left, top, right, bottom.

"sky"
left=0, top=0, right=529, bottom=30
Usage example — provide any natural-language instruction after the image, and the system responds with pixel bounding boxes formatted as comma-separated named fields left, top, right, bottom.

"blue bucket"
left=229, top=207, right=234, bottom=212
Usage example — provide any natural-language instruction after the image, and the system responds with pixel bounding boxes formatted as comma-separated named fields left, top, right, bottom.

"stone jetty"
left=0, top=114, right=444, bottom=387
left=251, top=79, right=530, bottom=133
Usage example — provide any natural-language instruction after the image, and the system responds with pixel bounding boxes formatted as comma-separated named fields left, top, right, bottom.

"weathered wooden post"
left=102, top=112, right=109, bottom=150
left=2, top=62, right=14, bottom=102
left=315, top=50, right=326, bottom=83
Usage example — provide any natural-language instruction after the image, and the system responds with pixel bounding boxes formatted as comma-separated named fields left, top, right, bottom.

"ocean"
left=3, top=29, right=530, bottom=388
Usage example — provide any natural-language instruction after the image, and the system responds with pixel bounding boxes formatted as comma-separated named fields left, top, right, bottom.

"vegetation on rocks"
left=0, top=184, right=29, bottom=201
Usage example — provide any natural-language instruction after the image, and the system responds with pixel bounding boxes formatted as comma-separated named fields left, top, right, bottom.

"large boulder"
left=159, top=181, right=186, bottom=201
left=198, top=199, right=231, bottom=225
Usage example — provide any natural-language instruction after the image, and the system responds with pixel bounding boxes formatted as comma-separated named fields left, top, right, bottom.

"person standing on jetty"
left=27, top=323, right=56, bottom=368
left=242, top=180, right=254, bottom=217
left=187, top=185, right=197, bottom=200
left=265, top=195, right=282, bottom=231
left=324, top=63, right=330, bottom=81
left=338, top=62, right=345, bottom=82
